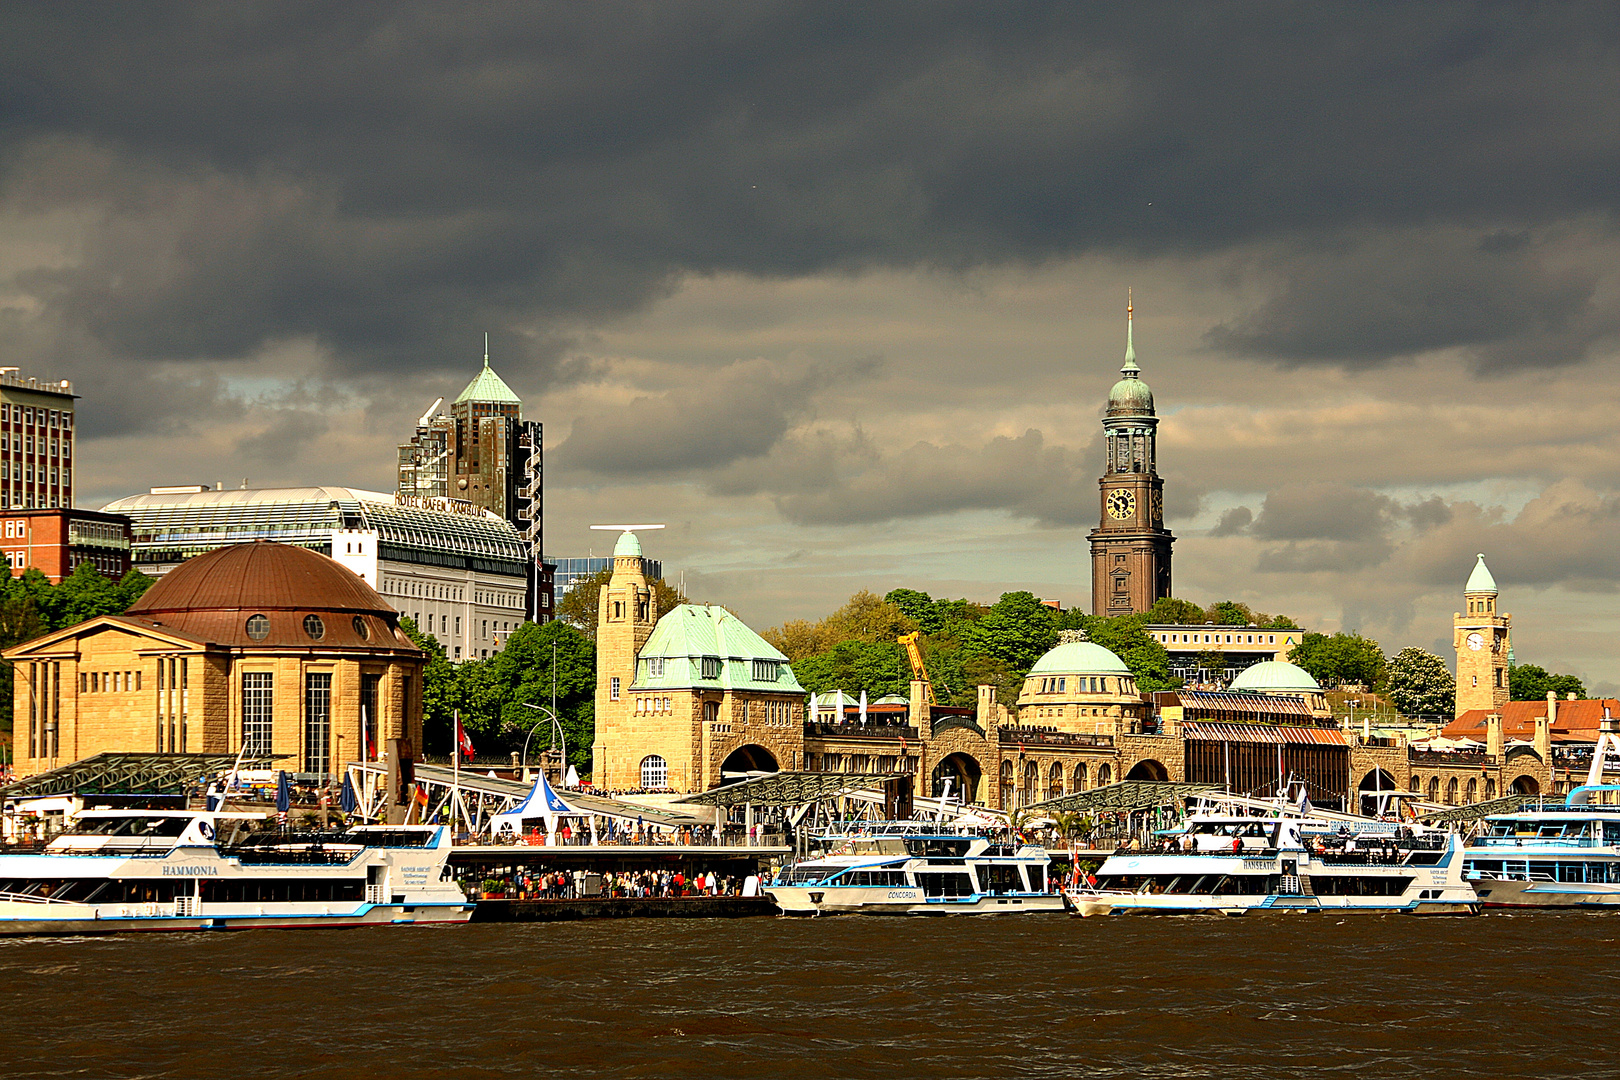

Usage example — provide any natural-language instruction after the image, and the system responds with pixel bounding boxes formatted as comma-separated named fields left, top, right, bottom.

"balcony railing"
left=802, top=722, right=917, bottom=740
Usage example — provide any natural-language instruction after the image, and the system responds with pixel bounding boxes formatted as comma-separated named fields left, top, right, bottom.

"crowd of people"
left=463, top=866, right=757, bottom=900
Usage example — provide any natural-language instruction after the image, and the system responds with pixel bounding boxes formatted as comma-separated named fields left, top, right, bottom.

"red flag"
left=456, top=716, right=475, bottom=761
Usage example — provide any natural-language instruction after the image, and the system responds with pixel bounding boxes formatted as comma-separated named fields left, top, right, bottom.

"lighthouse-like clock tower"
left=1088, top=295, right=1175, bottom=615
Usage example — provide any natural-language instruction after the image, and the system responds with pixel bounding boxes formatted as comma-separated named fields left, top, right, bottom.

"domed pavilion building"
left=1014, top=632, right=1151, bottom=736
left=7, top=541, right=424, bottom=779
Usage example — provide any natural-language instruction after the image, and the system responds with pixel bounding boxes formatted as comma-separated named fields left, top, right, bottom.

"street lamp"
left=518, top=702, right=566, bottom=781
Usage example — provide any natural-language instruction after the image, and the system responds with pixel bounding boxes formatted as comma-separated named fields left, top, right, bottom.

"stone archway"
left=933, top=752, right=983, bottom=805
left=720, top=744, right=780, bottom=784
left=1125, top=758, right=1169, bottom=782
left=1511, top=774, right=1541, bottom=796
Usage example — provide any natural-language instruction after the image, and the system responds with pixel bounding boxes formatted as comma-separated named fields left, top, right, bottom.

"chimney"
left=1534, top=715, right=1551, bottom=765
left=976, top=684, right=997, bottom=729
left=909, top=679, right=928, bottom=731
left=1485, top=713, right=1504, bottom=760
left=1548, top=690, right=1558, bottom=729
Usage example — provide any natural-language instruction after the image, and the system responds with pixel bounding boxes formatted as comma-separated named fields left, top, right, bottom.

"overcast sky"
left=3, top=3, right=1619, bottom=687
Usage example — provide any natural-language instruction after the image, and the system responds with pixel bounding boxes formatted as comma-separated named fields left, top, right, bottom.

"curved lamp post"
left=518, top=702, right=566, bottom=780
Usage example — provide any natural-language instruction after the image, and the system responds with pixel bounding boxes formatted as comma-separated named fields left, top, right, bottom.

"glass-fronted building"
left=548, top=555, right=663, bottom=597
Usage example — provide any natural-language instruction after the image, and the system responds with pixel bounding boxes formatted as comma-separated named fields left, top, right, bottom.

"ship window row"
left=0, top=879, right=187, bottom=904
left=1467, top=860, right=1620, bottom=883
left=199, top=879, right=365, bottom=903
left=833, top=870, right=909, bottom=887
left=1158, top=633, right=1279, bottom=645
left=1097, top=874, right=1275, bottom=895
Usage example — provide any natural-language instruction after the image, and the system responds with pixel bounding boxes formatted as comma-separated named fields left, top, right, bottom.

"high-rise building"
left=1088, top=296, right=1174, bottom=615
left=396, top=344, right=552, bottom=622
left=0, top=370, right=77, bottom=511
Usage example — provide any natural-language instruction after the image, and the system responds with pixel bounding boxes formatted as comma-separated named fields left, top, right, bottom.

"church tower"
left=590, top=529, right=659, bottom=786
left=1453, top=553, right=1511, bottom=718
left=1088, top=294, right=1174, bottom=615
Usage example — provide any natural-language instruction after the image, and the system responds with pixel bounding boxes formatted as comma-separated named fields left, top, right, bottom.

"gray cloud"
left=1206, top=229, right=1620, bottom=372
left=0, top=2, right=1617, bottom=441
left=1210, top=506, right=1252, bottom=537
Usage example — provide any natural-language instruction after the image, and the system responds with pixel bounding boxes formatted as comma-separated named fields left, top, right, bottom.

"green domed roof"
left=1229, top=660, right=1321, bottom=693
left=1465, top=553, right=1497, bottom=594
left=613, top=530, right=643, bottom=558
left=1029, top=640, right=1130, bottom=676
left=1108, top=373, right=1155, bottom=415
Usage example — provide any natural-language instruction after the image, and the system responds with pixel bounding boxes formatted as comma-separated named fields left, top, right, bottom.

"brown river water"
left=0, top=913, right=1613, bottom=1079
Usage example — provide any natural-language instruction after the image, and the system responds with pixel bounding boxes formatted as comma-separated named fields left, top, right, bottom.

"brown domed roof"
left=123, top=542, right=419, bottom=654
left=130, top=542, right=393, bottom=616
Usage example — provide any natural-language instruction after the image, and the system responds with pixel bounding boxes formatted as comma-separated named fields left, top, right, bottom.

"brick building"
left=5, top=542, right=424, bottom=779
left=0, top=507, right=132, bottom=582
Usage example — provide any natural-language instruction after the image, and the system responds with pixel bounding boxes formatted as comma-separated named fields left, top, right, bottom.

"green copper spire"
left=453, top=334, right=522, bottom=406
left=1121, top=287, right=1139, bottom=376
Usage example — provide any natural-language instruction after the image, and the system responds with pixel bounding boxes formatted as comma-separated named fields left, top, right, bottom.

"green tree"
left=1289, top=632, right=1387, bottom=689
left=489, top=621, right=597, bottom=771
left=1206, top=600, right=1255, bottom=626
left=555, top=567, right=688, bottom=638
left=1083, top=614, right=1176, bottom=693
left=1385, top=647, right=1455, bottom=718
left=964, top=592, right=1057, bottom=673
left=399, top=617, right=459, bottom=756
left=884, top=588, right=942, bottom=635
left=1145, top=596, right=1205, bottom=625
left=1509, top=664, right=1586, bottom=702
left=793, top=640, right=909, bottom=700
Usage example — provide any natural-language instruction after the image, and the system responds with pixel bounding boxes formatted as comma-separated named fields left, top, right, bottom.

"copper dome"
left=125, top=542, right=418, bottom=653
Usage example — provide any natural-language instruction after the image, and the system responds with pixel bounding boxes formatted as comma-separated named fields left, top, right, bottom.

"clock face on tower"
left=1107, top=489, right=1136, bottom=520
left=1466, top=632, right=1484, bottom=652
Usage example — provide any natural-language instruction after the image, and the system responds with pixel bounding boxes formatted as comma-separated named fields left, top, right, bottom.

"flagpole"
left=453, top=709, right=461, bottom=837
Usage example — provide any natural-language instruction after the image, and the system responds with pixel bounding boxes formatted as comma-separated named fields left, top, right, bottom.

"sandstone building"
left=6, top=542, right=424, bottom=779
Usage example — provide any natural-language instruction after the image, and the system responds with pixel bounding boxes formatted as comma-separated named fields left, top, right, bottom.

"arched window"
left=1409, top=775, right=1421, bottom=793
left=1096, top=763, right=1112, bottom=786
left=640, top=755, right=667, bottom=789
left=1486, top=778, right=1497, bottom=798
left=1445, top=777, right=1459, bottom=805
left=1428, top=777, right=1440, bottom=802
left=999, top=760, right=1015, bottom=810
left=1023, top=761, right=1039, bottom=806
left=1466, top=778, right=1478, bottom=803
left=1049, top=761, right=1064, bottom=797
left=1074, top=763, right=1088, bottom=791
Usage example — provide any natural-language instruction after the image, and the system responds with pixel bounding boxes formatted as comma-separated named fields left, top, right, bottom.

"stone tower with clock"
left=1088, top=297, right=1174, bottom=615
left=1453, top=553, right=1511, bottom=718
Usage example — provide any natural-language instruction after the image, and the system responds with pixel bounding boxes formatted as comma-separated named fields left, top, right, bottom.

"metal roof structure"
left=353, top=762, right=707, bottom=825
left=1028, top=780, right=1221, bottom=815
left=1417, top=794, right=1540, bottom=825
left=676, top=771, right=898, bottom=808
left=632, top=603, right=803, bottom=694
left=1175, top=693, right=1318, bottom=720
left=0, top=752, right=271, bottom=800
left=103, top=486, right=527, bottom=572
left=1181, top=720, right=1347, bottom=745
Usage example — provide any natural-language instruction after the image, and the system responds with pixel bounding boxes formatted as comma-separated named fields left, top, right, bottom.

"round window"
left=303, top=614, right=326, bottom=641
left=352, top=615, right=369, bottom=640
left=245, top=614, right=270, bottom=641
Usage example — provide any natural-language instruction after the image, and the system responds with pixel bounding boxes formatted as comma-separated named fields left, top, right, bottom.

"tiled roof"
left=1445, top=699, right=1620, bottom=743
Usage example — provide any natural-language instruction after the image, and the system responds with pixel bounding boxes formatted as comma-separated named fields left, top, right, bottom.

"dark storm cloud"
left=3, top=0, right=1620, bottom=434
left=1205, top=229, right=1620, bottom=372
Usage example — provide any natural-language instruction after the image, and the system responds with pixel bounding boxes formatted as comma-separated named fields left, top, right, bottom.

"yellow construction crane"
left=897, top=631, right=936, bottom=706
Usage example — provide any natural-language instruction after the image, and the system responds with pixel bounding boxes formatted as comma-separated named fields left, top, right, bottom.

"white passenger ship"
left=0, top=809, right=473, bottom=934
left=768, top=824, right=1062, bottom=915
left=1065, top=796, right=1478, bottom=916
left=1463, top=722, right=1620, bottom=908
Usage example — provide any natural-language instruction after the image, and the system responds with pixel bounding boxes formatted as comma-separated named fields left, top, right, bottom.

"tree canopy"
left=1288, top=632, right=1388, bottom=690
left=1509, top=664, right=1586, bottom=702
left=555, top=566, right=688, bottom=638
left=1385, top=648, right=1456, bottom=718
